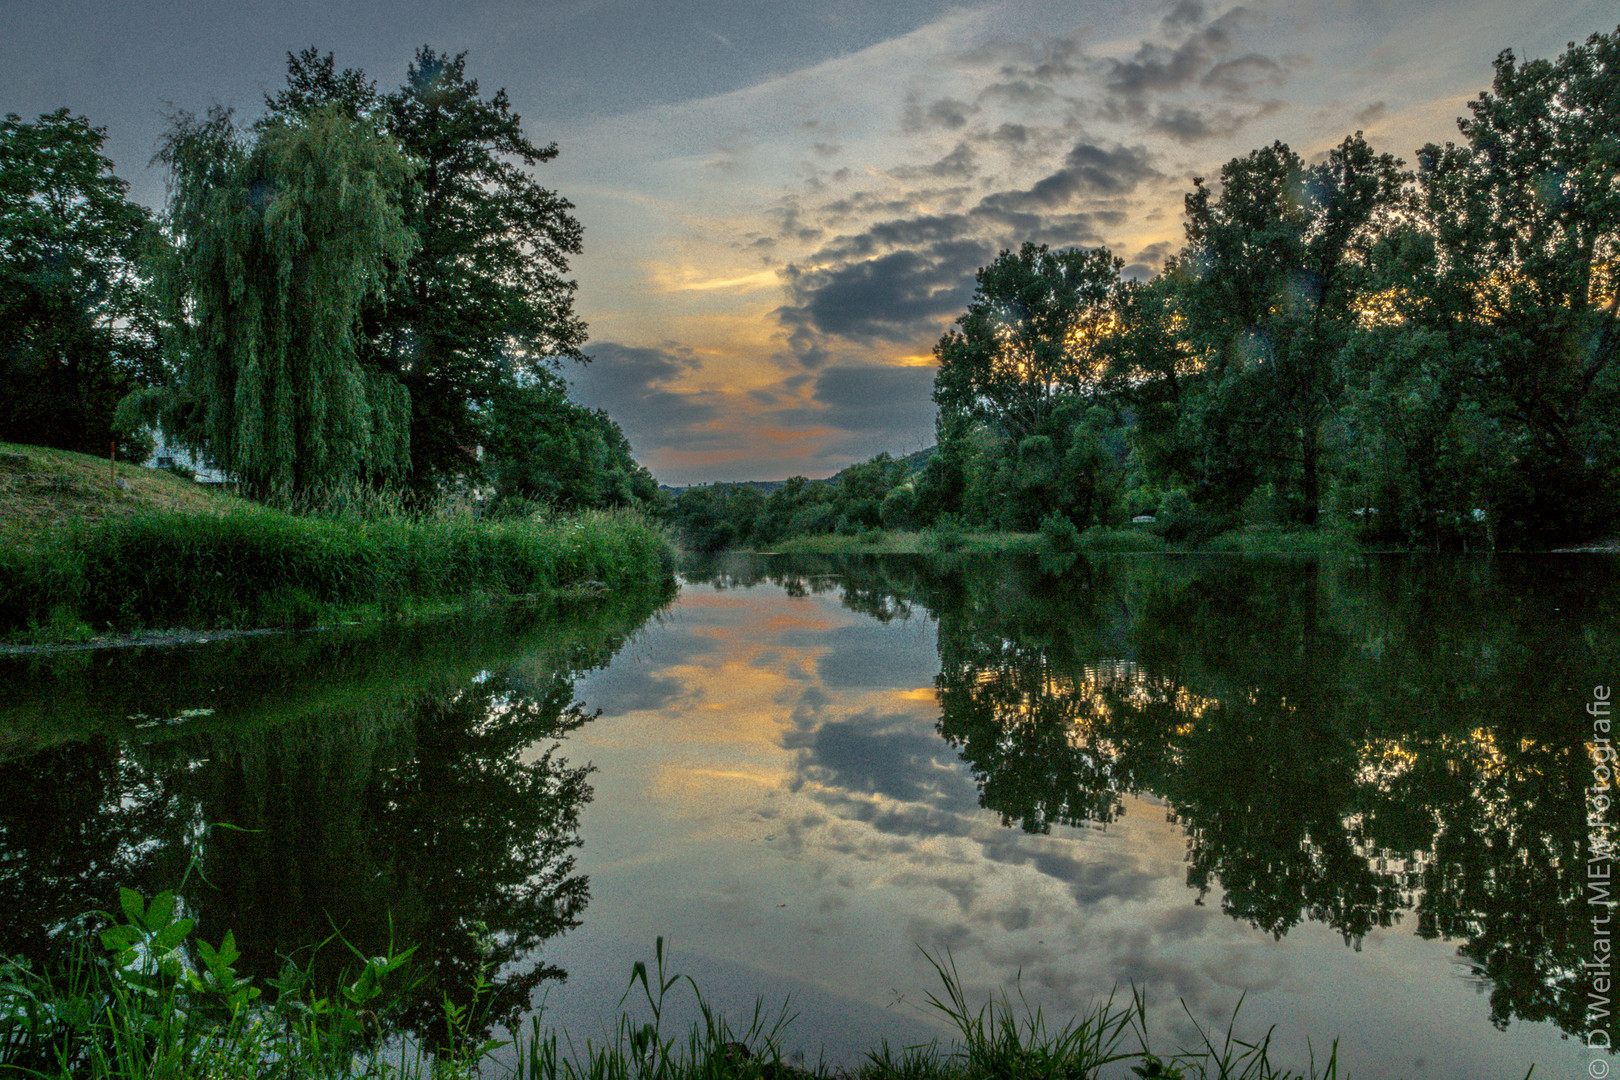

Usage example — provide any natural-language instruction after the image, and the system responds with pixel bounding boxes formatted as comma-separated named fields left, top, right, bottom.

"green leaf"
left=151, top=917, right=194, bottom=952
left=146, top=891, right=177, bottom=930
left=118, top=887, right=145, bottom=926
left=101, top=924, right=141, bottom=953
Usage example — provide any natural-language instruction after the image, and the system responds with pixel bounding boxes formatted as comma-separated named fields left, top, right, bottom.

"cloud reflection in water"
left=541, top=561, right=1580, bottom=1079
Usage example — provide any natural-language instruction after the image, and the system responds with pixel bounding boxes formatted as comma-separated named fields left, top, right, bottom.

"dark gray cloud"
left=577, top=666, right=686, bottom=717
left=978, top=141, right=1161, bottom=213
left=1161, top=0, right=1207, bottom=33
left=1356, top=100, right=1389, bottom=126
left=572, top=622, right=718, bottom=714
left=902, top=95, right=977, bottom=132
left=775, top=135, right=1147, bottom=353
left=779, top=240, right=990, bottom=344
left=990, top=122, right=1030, bottom=146
left=815, top=366, right=937, bottom=457
left=812, top=609, right=938, bottom=686
left=927, top=142, right=977, bottom=178
left=978, top=79, right=1061, bottom=108
left=959, top=29, right=1089, bottom=85
left=1200, top=54, right=1288, bottom=96
left=568, top=342, right=726, bottom=460
left=1151, top=105, right=1237, bottom=143
left=1122, top=239, right=1175, bottom=281
left=785, top=712, right=966, bottom=805
left=1100, top=6, right=1254, bottom=109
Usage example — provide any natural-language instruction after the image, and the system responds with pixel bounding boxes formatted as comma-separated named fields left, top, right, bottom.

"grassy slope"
left=0, top=442, right=246, bottom=541
left=0, top=442, right=674, bottom=643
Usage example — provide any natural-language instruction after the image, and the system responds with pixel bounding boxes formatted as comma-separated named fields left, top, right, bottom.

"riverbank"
left=0, top=443, right=674, bottom=645
left=756, top=523, right=1363, bottom=557
left=1, top=506, right=673, bottom=645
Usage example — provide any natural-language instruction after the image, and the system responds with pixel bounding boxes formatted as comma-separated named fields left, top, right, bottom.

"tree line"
left=0, top=47, right=657, bottom=512
left=674, top=28, right=1619, bottom=551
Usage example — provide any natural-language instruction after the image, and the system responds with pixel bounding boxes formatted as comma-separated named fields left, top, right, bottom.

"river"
left=0, top=553, right=1610, bottom=1078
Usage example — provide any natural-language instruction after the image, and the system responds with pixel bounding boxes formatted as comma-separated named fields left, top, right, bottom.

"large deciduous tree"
left=1384, top=27, right=1620, bottom=544
left=933, top=243, right=1124, bottom=443
left=0, top=110, right=159, bottom=458
left=383, top=48, right=588, bottom=497
left=156, top=105, right=415, bottom=499
left=482, top=370, right=658, bottom=513
left=258, top=47, right=591, bottom=500
left=1175, top=135, right=1404, bottom=525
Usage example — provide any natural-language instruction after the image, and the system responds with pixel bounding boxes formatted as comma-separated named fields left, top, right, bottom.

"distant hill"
left=664, top=446, right=937, bottom=497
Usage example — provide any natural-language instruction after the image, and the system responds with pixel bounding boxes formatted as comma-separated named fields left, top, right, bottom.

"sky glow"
left=3, top=0, right=1614, bottom=482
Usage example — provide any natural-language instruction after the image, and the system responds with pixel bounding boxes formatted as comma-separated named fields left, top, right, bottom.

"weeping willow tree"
left=156, top=105, right=415, bottom=500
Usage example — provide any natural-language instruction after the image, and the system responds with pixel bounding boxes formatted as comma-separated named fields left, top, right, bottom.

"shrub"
left=1039, top=511, right=1083, bottom=552
left=925, top=513, right=967, bottom=553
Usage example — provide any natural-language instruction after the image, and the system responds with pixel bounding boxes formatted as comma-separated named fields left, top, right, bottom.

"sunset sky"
left=4, top=0, right=1614, bottom=483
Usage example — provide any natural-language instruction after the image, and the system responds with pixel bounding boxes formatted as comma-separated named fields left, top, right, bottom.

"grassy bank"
left=0, top=443, right=674, bottom=643
left=0, top=506, right=673, bottom=642
left=0, top=893, right=1346, bottom=1080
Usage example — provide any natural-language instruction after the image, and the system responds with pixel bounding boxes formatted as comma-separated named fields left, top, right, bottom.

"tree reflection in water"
left=0, top=589, right=670, bottom=1054
left=686, top=552, right=1606, bottom=1039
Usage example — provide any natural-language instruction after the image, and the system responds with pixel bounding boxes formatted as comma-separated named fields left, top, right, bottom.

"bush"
left=879, top=485, right=919, bottom=529
left=1038, top=511, right=1083, bottom=552
left=924, top=513, right=967, bottom=553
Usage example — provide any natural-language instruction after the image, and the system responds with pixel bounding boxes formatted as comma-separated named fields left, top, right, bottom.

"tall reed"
left=0, top=507, right=674, bottom=640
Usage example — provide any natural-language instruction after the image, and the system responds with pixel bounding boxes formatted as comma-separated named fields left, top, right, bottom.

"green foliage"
left=1354, top=27, right=1620, bottom=546
left=669, top=485, right=766, bottom=553
left=1075, top=526, right=1169, bottom=553
left=918, top=28, right=1619, bottom=549
left=2, top=910, right=1346, bottom=1079
left=0, top=506, right=672, bottom=639
left=0, top=883, right=438, bottom=1079
left=879, top=484, right=920, bottom=529
left=923, top=514, right=967, bottom=554
left=282, top=47, right=589, bottom=498
left=148, top=47, right=594, bottom=504
left=156, top=104, right=416, bottom=500
left=0, top=110, right=161, bottom=459
left=933, top=243, right=1123, bottom=443
left=1174, top=134, right=1405, bottom=525
left=383, top=48, right=588, bottom=496
left=484, top=371, right=659, bottom=513
left=1037, top=511, right=1081, bottom=552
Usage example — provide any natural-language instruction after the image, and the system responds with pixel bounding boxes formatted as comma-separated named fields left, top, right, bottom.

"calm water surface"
left=1, top=554, right=1612, bottom=1078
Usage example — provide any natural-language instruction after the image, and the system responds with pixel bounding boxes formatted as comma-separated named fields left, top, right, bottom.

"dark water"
left=0, top=554, right=1612, bottom=1077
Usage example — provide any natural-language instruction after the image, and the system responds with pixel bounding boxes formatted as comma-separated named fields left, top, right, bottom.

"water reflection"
left=2, top=553, right=1608, bottom=1074
left=0, top=587, right=672, bottom=1051
left=682, top=552, right=1605, bottom=1040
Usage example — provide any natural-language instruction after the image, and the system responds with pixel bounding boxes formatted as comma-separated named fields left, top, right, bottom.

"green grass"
left=1199, top=525, right=1360, bottom=555
left=0, top=441, right=250, bottom=543
left=0, top=505, right=675, bottom=643
left=0, top=894, right=1348, bottom=1080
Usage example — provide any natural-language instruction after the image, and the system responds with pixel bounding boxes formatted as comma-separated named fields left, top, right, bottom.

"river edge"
left=0, top=580, right=633, bottom=656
